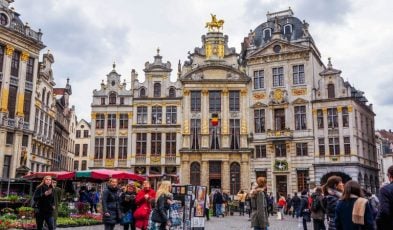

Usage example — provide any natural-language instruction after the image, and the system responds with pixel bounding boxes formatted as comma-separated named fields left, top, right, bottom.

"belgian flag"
left=211, top=113, right=219, bottom=126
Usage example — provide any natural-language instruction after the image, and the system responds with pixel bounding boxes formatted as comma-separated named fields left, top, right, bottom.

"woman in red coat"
left=134, top=181, right=156, bottom=230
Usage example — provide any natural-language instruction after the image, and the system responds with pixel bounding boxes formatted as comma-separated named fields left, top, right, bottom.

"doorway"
left=209, top=179, right=221, bottom=193
left=276, top=175, right=287, bottom=199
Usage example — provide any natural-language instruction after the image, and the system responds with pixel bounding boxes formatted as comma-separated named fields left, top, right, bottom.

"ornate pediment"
left=247, top=40, right=309, bottom=59
left=251, top=102, right=268, bottom=108
left=292, top=98, right=309, bottom=104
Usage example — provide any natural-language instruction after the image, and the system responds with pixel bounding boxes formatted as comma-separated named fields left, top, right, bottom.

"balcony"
left=118, top=159, right=127, bottom=167
left=135, top=155, right=146, bottom=164
left=266, top=129, right=293, bottom=141
left=23, top=122, right=30, bottom=130
left=165, top=156, right=176, bottom=165
left=150, top=156, right=161, bottom=165
left=7, top=119, right=15, bottom=128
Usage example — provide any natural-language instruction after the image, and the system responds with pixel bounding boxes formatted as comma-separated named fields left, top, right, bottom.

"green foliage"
left=57, top=217, right=101, bottom=227
left=0, top=213, right=18, bottom=220
left=6, top=195, right=19, bottom=202
left=17, top=206, right=34, bottom=212
left=58, top=202, right=71, bottom=217
left=1, top=207, right=14, bottom=214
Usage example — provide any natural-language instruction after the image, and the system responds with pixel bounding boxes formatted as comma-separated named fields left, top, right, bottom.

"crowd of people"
left=246, top=165, right=393, bottom=230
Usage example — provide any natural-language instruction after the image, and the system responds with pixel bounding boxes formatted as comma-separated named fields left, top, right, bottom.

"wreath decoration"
left=274, top=159, right=288, bottom=171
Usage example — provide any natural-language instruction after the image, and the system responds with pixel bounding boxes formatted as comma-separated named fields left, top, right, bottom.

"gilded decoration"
left=241, top=119, right=247, bottom=134
left=222, top=88, right=229, bottom=96
left=35, top=100, right=42, bottom=108
left=248, top=51, right=310, bottom=65
left=106, top=159, right=114, bottom=167
left=269, top=89, right=288, bottom=104
left=240, top=88, right=247, bottom=96
left=128, top=112, right=133, bottom=119
left=119, top=130, right=127, bottom=136
left=5, top=45, right=14, bottom=57
left=322, top=108, right=327, bottom=114
left=96, top=130, right=104, bottom=136
left=337, top=106, right=342, bottom=113
left=348, top=106, right=353, bottom=112
left=183, top=89, right=190, bottom=96
left=16, top=92, right=24, bottom=116
left=150, top=156, right=161, bottom=164
left=205, top=43, right=212, bottom=59
left=205, top=14, right=224, bottom=32
left=183, top=120, right=189, bottom=134
left=202, top=89, right=209, bottom=96
left=0, top=88, right=9, bottom=112
left=292, top=88, right=307, bottom=96
left=21, top=51, right=30, bottom=62
left=91, top=112, right=96, bottom=120
left=253, top=92, right=266, bottom=100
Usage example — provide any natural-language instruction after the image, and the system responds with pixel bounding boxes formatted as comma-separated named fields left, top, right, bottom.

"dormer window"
left=328, top=84, right=335, bottom=99
left=139, top=88, right=146, bottom=97
left=263, top=28, right=271, bottom=41
left=284, top=24, right=293, bottom=35
left=0, top=13, right=8, bottom=26
left=101, top=98, right=106, bottom=105
left=169, top=87, right=176, bottom=98
left=154, top=83, right=161, bottom=97
left=109, top=92, right=117, bottom=105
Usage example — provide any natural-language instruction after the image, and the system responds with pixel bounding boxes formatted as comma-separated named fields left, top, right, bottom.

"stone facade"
left=179, top=17, right=252, bottom=194
left=74, top=119, right=90, bottom=171
left=241, top=9, right=378, bottom=196
left=0, top=0, right=45, bottom=178
left=31, top=51, right=56, bottom=173
left=376, top=130, right=393, bottom=184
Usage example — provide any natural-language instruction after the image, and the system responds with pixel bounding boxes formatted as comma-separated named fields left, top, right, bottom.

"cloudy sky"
left=11, top=0, right=393, bottom=129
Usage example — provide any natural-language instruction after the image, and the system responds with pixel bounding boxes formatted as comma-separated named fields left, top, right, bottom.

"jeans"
left=303, top=218, right=308, bottom=230
left=105, top=224, right=116, bottom=230
left=293, top=207, right=300, bottom=218
left=215, top=204, right=223, bottom=217
left=205, top=208, right=210, bottom=220
left=313, top=219, right=326, bottom=230
left=90, top=203, right=98, bottom=213
left=36, top=213, right=54, bottom=230
left=239, top=202, right=245, bottom=215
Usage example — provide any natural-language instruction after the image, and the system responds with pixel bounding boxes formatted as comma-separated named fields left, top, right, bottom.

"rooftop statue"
left=205, top=14, right=224, bottom=32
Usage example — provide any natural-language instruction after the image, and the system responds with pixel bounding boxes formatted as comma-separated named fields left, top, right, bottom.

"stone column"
left=0, top=45, right=13, bottom=113
left=182, top=89, right=190, bottom=148
left=201, top=160, right=209, bottom=187
left=181, top=159, right=190, bottom=184
left=201, top=89, right=209, bottom=148
left=221, top=88, right=229, bottom=148
left=240, top=88, right=248, bottom=148
left=127, top=112, right=133, bottom=167
left=222, top=161, right=229, bottom=193
left=89, top=112, right=96, bottom=168
left=241, top=159, right=249, bottom=191
left=16, top=51, right=29, bottom=119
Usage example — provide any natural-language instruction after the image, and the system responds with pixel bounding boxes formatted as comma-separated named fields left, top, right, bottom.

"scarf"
left=327, top=188, right=342, bottom=198
left=351, top=195, right=368, bottom=225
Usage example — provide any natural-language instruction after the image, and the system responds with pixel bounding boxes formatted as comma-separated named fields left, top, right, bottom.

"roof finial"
left=112, top=61, right=116, bottom=70
left=157, top=47, right=160, bottom=55
left=327, top=57, right=332, bottom=69
left=66, top=78, right=70, bottom=84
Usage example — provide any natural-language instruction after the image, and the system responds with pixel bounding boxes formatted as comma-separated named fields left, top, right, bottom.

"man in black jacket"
left=292, top=192, right=301, bottom=218
left=377, top=165, right=393, bottom=229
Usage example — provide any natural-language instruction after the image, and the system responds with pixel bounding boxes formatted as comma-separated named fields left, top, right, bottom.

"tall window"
left=82, top=144, right=88, bottom=156
left=83, top=130, right=89, bottom=138
left=209, top=91, right=221, bottom=112
left=229, top=91, right=240, bottom=112
left=2, top=156, right=11, bottom=179
left=74, top=161, right=79, bottom=171
left=230, top=119, right=240, bottom=150
left=96, top=114, right=105, bottom=129
left=293, top=65, right=305, bottom=85
left=151, top=133, right=161, bottom=156
left=254, top=109, right=265, bottom=133
left=106, top=137, right=115, bottom=159
left=0, top=45, right=4, bottom=73
left=152, top=106, right=162, bottom=124
left=22, top=135, right=29, bottom=147
left=191, top=91, right=201, bottom=112
left=342, top=107, right=349, bottom=127
left=136, top=133, right=147, bottom=155
left=297, top=170, right=309, bottom=192
left=137, top=106, right=148, bottom=124
left=101, top=98, right=105, bottom=105
left=76, top=130, right=81, bottom=138
left=120, top=97, right=124, bottom=105
left=75, top=144, right=80, bottom=156
left=191, top=119, right=201, bottom=150
left=263, top=28, right=271, bottom=41
left=344, top=137, right=351, bottom=155
left=253, top=70, right=264, bottom=89
left=119, top=137, right=128, bottom=159
left=107, top=114, right=116, bottom=129
left=327, top=108, right=338, bottom=128
left=6, top=132, right=13, bottom=145
left=154, top=82, right=161, bottom=97
left=284, top=24, right=293, bottom=34
left=34, top=110, right=39, bottom=132
left=328, top=84, right=335, bottom=98
left=329, top=137, right=340, bottom=155
left=169, top=87, right=176, bottom=98
left=166, top=133, right=176, bottom=155
left=23, top=90, right=32, bottom=121
left=109, top=92, right=117, bottom=105
left=275, top=143, right=287, bottom=157
left=209, top=119, right=220, bottom=149
left=8, top=85, right=17, bottom=118
left=26, top=57, right=34, bottom=82
left=190, top=162, right=201, bottom=185
left=119, top=113, right=128, bottom=129
left=295, top=106, right=307, bottom=130
left=317, top=109, right=324, bottom=129
left=166, top=106, right=177, bottom=124
left=274, top=108, right=285, bottom=130
left=230, top=163, right=241, bottom=195
left=319, top=138, right=325, bottom=156
left=296, top=143, right=308, bottom=156
left=272, top=67, right=284, bottom=87
left=94, top=138, right=104, bottom=159
left=11, top=50, right=20, bottom=77
left=255, top=145, right=266, bottom=158
left=139, top=88, right=146, bottom=97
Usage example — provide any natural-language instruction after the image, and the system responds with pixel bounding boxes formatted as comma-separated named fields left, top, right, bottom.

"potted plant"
left=1, top=207, right=14, bottom=215
left=6, top=195, right=18, bottom=203
left=17, top=206, right=34, bottom=218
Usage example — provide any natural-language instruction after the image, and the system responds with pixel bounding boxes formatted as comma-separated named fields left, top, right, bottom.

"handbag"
left=151, top=208, right=166, bottom=223
left=120, top=211, right=133, bottom=225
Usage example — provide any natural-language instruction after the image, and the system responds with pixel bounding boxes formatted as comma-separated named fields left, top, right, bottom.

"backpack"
left=311, top=194, right=322, bottom=212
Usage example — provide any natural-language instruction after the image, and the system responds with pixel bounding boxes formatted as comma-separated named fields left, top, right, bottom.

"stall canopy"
left=23, top=171, right=75, bottom=180
left=76, top=169, right=145, bottom=182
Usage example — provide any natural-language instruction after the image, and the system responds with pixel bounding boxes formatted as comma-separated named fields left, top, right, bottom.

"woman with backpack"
left=335, top=180, right=375, bottom=230
left=311, top=187, right=326, bottom=230
left=322, top=176, right=344, bottom=230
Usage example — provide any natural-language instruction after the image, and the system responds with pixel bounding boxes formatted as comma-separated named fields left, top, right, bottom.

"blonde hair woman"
left=149, top=180, right=173, bottom=230
left=33, top=175, right=55, bottom=230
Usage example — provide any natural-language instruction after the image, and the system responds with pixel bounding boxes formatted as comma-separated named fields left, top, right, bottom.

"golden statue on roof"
left=205, top=14, right=224, bottom=32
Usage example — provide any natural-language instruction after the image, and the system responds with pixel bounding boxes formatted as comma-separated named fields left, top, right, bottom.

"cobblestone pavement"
left=59, top=214, right=313, bottom=230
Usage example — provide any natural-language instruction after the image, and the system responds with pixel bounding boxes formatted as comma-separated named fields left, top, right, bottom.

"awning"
left=23, top=171, right=75, bottom=180
left=76, top=169, right=145, bottom=182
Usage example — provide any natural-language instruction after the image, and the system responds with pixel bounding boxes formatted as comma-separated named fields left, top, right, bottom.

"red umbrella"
left=23, top=171, right=75, bottom=180
left=90, top=169, right=145, bottom=181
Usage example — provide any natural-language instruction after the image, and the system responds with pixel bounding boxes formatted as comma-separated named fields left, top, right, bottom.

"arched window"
left=263, top=28, right=271, bottom=41
left=139, top=88, right=146, bottom=97
left=230, top=162, right=241, bottom=195
left=154, top=83, right=161, bottom=97
left=109, top=92, right=117, bottom=105
left=169, top=87, right=176, bottom=98
left=284, top=24, right=292, bottom=34
left=46, top=92, right=51, bottom=106
left=190, top=162, right=201, bottom=185
left=328, top=84, right=335, bottom=98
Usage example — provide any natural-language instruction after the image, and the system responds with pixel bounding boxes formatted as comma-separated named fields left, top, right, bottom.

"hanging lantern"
left=211, top=113, right=219, bottom=126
